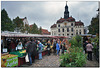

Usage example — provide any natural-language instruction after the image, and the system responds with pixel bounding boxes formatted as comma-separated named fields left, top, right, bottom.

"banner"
left=1, top=54, right=18, bottom=67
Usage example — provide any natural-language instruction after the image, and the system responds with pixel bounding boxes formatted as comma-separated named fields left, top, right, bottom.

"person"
left=26, top=41, right=37, bottom=65
left=1, top=38, right=3, bottom=52
left=9, top=40, right=16, bottom=52
left=31, top=40, right=38, bottom=63
left=16, top=42, right=23, bottom=50
left=47, top=40, right=51, bottom=56
left=86, top=41, right=93, bottom=61
left=56, top=41, right=60, bottom=56
left=37, top=41, right=43, bottom=60
left=61, top=40, right=65, bottom=54
left=53, top=40, right=56, bottom=55
left=83, top=40, right=88, bottom=54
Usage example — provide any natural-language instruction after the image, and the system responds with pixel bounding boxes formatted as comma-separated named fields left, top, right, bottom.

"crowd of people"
left=2, top=37, right=95, bottom=65
left=26, top=38, right=69, bottom=65
left=2, top=37, right=69, bottom=65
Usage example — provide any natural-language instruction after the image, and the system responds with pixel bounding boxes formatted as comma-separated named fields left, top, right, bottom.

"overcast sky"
left=1, top=1, right=98, bottom=31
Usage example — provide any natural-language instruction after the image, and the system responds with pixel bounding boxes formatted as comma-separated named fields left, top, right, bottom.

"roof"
left=21, top=17, right=27, bottom=21
left=51, top=24, right=56, bottom=28
left=1, top=32, right=68, bottom=38
left=30, top=24, right=33, bottom=27
left=57, top=16, right=75, bottom=23
left=41, top=29, right=50, bottom=35
left=75, top=21, right=84, bottom=26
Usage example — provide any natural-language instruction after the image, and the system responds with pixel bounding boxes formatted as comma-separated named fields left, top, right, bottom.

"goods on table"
left=50, top=46, right=53, bottom=48
left=1, top=54, right=18, bottom=67
left=10, top=49, right=26, bottom=57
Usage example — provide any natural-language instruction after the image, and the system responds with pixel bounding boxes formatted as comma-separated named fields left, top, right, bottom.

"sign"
left=1, top=55, right=18, bottom=67
left=3, top=48, right=7, bottom=52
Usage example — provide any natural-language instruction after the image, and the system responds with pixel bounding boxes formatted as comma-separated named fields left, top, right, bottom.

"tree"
left=1, top=9, right=14, bottom=31
left=88, top=11, right=99, bottom=35
left=13, top=16, right=24, bottom=32
left=29, top=23, right=39, bottom=34
left=22, top=24, right=30, bottom=33
left=39, top=26, right=42, bottom=34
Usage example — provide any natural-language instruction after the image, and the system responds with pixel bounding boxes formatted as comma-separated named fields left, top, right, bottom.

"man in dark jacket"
left=53, top=41, right=56, bottom=55
left=26, top=41, right=37, bottom=65
left=47, top=40, right=51, bottom=56
left=83, top=41, right=88, bottom=54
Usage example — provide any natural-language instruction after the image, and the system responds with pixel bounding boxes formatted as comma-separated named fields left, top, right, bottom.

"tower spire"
left=64, top=1, right=69, bottom=19
left=66, top=1, right=67, bottom=5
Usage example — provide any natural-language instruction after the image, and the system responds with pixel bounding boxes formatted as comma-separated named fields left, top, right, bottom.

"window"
left=63, top=34, right=64, bottom=36
left=67, top=34, right=69, bottom=36
left=71, top=28, right=73, bottom=32
left=76, top=32, right=78, bottom=35
left=71, top=34, right=73, bottom=35
left=58, top=29, right=60, bottom=32
left=67, top=28, right=69, bottom=32
left=79, top=30, right=81, bottom=34
left=52, top=31, right=53, bottom=35
left=76, top=30, right=78, bottom=35
left=80, top=32, right=81, bottom=34
left=62, top=28, right=64, bottom=32
left=71, top=23, right=73, bottom=26
left=58, top=24, right=60, bottom=27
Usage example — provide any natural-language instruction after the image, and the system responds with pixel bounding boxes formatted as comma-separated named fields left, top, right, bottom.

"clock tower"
left=64, top=1, right=69, bottom=19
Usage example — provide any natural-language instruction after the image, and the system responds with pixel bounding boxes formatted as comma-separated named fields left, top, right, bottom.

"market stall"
left=1, top=32, right=68, bottom=67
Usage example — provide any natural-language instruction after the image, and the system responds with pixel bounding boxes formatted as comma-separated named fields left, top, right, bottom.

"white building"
left=21, top=17, right=29, bottom=26
left=50, top=2, right=84, bottom=38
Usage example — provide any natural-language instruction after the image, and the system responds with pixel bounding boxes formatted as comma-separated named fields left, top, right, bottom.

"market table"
left=9, top=49, right=26, bottom=66
left=8, top=45, right=53, bottom=66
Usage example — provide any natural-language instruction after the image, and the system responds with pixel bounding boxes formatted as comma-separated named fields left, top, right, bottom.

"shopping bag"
left=25, top=53, right=29, bottom=62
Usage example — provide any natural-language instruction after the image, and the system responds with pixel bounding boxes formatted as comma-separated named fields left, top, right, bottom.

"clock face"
left=64, top=23, right=67, bottom=25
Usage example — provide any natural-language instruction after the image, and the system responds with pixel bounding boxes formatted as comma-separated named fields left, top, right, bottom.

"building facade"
left=50, top=2, right=84, bottom=38
left=21, top=17, right=29, bottom=26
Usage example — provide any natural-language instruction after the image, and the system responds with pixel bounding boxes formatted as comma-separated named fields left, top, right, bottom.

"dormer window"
left=58, top=24, right=60, bottom=27
left=71, top=23, right=73, bottom=26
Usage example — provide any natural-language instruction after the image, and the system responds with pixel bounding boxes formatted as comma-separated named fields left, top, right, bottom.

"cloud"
left=1, top=1, right=98, bottom=31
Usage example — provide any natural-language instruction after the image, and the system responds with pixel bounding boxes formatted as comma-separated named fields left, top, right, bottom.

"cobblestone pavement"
left=85, top=54, right=99, bottom=67
left=30, top=54, right=60, bottom=67
left=21, top=51, right=99, bottom=67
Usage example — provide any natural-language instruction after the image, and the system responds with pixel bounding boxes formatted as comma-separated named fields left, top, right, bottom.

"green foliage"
left=13, top=16, right=24, bottom=32
left=29, top=23, right=41, bottom=34
left=69, top=35, right=82, bottom=47
left=39, top=26, right=42, bottom=34
left=60, top=47, right=87, bottom=67
left=21, top=24, right=30, bottom=33
left=90, top=36, right=99, bottom=56
left=1, top=9, right=15, bottom=31
left=88, top=14, right=99, bottom=35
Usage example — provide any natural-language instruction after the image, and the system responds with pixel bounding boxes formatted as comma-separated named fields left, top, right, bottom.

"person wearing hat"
left=16, top=42, right=23, bottom=50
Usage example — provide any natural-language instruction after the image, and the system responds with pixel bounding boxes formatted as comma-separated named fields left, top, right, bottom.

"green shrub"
left=60, top=47, right=87, bottom=67
left=69, top=35, right=82, bottom=47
